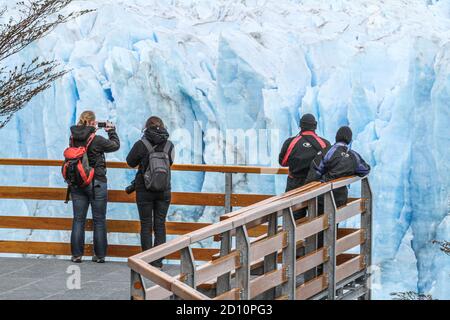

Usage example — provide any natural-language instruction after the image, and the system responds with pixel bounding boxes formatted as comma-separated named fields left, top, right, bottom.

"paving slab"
left=0, top=257, right=178, bottom=300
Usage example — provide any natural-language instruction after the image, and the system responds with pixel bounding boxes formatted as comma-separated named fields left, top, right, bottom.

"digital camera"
left=125, top=180, right=136, bottom=194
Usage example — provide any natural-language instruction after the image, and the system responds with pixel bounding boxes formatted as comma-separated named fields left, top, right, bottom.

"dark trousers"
left=136, top=190, right=171, bottom=264
left=286, top=176, right=308, bottom=220
left=71, top=180, right=108, bottom=258
left=333, top=187, right=348, bottom=208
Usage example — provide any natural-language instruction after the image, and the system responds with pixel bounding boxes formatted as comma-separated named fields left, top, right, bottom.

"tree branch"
left=0, top=0, right=94, bottom=128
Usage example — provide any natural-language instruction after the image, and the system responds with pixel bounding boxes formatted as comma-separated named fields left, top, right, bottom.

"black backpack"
left=141, top=138, right=172, bottom=192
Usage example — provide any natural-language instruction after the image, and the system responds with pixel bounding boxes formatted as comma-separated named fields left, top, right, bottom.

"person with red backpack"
left=279, top=114, right=331, bottom=219
left=62, top=111, right=120, bottom=263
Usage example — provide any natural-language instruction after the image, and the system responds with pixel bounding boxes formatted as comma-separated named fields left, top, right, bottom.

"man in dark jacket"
left=279, top=114, right=331, bottom=219
left=306, top=126, right=371, bottom=207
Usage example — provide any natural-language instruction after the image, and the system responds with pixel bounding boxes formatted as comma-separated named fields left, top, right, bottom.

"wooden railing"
left=0, top=158, right=373, bottom=300
left=128, top=176, right=373, bottom=300
left=0, top=158, right=286, bottom=260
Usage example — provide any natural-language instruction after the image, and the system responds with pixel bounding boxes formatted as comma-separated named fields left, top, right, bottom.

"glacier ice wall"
left=0, top=0, right=449, bottom=299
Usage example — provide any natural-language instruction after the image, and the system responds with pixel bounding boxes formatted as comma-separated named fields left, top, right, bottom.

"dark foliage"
left=0, top=0, right=93, bottom=128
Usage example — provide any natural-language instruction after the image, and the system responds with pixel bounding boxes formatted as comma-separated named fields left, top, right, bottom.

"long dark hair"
left=145, top=116, right=165, bottom=131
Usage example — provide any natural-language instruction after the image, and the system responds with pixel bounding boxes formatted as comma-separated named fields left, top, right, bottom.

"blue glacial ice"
left=0, top=0, right=449, bottom=299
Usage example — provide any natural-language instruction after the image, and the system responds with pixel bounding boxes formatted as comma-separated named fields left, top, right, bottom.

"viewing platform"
left=0, top=159, right=372, bottom=300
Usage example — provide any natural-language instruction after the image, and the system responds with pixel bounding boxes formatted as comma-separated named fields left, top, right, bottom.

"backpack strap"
left=302, top=131, right=327, bottom=150
left=281, top=135, right=303, bottom=167
left=281, top=131, right=328, bottom=168
left=163, top=141, right=172, bottom=154
left=69, top=133, right=95, bottom=148
left=141, top=138, right=155, bottom=154
left=86, top=133, right=96, bottom=148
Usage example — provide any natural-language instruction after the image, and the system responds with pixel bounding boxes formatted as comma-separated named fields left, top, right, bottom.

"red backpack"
left=62, top=134, right=95, bottom=202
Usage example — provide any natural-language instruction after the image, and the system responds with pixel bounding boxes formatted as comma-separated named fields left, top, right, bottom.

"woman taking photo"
left=65, top=111, right=120, bottom=263
left=126, top=116, right=175, bottom=269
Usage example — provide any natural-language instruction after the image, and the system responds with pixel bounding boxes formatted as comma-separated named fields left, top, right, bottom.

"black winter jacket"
left=126, top=127, right=175, bottom=192
left=279, top=131, right=331, bottom=181
left=306, top=142, right=371, bottom=206
left=70, top=125, right=120, bottom=183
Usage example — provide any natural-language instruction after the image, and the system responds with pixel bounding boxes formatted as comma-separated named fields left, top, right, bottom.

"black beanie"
left=336, top=126, right=353, bottom=144
left=300, top=113, right=317, bottom=131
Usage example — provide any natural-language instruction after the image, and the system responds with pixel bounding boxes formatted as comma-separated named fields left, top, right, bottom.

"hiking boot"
left=92, top=256, right=105, bottom=264
left=71, top=256, right=82, bottom=263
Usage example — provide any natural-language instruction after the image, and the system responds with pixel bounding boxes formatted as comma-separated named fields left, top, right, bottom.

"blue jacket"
left=307, top=142, right=371, bottom=183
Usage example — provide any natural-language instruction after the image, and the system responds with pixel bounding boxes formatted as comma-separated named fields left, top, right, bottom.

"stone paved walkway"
left=0, top=257, right=177, bottom=300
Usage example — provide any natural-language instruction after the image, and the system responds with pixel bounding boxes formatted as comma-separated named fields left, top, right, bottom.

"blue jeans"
left=70, top=180, right=108, bottom=258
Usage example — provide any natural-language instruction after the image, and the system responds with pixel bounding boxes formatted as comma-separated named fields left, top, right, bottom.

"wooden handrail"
left=0, top=216, right=269, bottom=239
left=129, top=182, right=334, bottom=264
left=0, top=186, right=273, bottom=207
left=0, top=241, right=218, bottom=260
left=0, top=158, right=291, bottom=262
left=0, top=158, right=289, bottom=174
left=0, top=157, right=372, bottom=300
left=128, top=175, right=372, bottom=300
left=0, top=216, right=209, bottom=234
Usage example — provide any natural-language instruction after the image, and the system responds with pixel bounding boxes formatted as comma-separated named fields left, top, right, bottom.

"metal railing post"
left=235, top=226, right=250, bottom=300
left=324, top=191, right=337, bottom=300
left=217, top=172, right=234, bottom=296
left=217, top=231, right=232, bottom=295
left=180, top=247, right=196, bottom=288
left=361, top=177, right=373, bottom=300
left=281, top=207, right=296, bottom=300
left=263, top=211, right=279, bottom=299
left=304, top=197, right=319, bottom=281
left=224, top=172, right=233, bottom=213
left=130, top=270, right=146, bottom=300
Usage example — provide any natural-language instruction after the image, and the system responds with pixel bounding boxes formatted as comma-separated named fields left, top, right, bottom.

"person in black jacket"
left=126, top=116, right=175, bottom=269
left=306, top=126, right=371, bottom=207
left=70, top=111, right=120, bottom=263
left=279, top=114, right=331, bottom=219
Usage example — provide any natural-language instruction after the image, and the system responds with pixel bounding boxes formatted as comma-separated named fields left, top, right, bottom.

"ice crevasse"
left=0, top=0, right=449, bottom=299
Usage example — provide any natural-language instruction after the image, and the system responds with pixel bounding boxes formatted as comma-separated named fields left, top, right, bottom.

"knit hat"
left=300, top=114, right=317, bottom=131
left=336, top=126, right=353, bottom=144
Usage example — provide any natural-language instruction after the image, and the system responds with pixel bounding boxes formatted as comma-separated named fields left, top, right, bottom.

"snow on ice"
left=0, top=0, right=449, bottom=299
